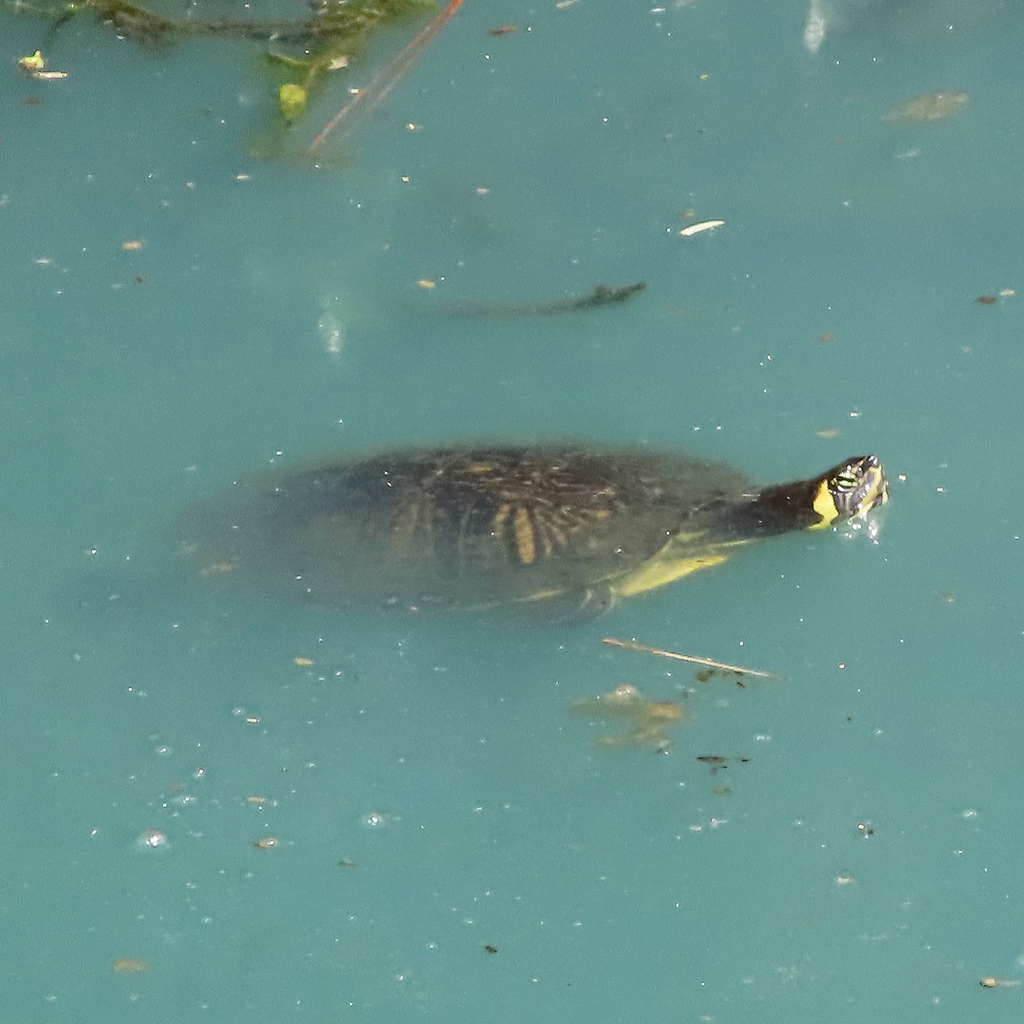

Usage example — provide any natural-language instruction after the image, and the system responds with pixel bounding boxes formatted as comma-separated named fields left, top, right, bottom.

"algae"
left=7, top=0, right=436, bottom=137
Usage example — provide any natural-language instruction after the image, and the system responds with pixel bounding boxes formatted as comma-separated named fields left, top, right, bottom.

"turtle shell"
left=182, top=446, right=755, bottom=615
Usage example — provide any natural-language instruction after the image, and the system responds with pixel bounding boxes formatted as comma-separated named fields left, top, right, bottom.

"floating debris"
left=602, top=637, right=779, bottom=680
left=9, top=0, right=437, bottom=136
left=112, top=958, right=150, bottom=974
left=278, top=82, right=308, bottom=122
left=435, top=282, right=646, bottom=319
left=693, top=666, right=750, bottom=685
left=18, top=50, right=46, bottom=71
left=199, top=559, right=236, bottom=577
left=974, top=291, right=1014, bottom=306
left=883, top=92, right=969, bottom=123
left=571, top=683, right=684, bottom=751
left=308, top=0, right=466, bottom=151
left=696, top=754, right=749, bottom=774
left=18, top=50, right=68, bottom=79
left=679, top=219, right=725, bottom=237
left=569, top=282, right=646, bottom=309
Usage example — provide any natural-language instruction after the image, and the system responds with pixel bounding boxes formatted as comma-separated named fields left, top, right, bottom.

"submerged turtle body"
left=184, top=445, right=888, bottom=618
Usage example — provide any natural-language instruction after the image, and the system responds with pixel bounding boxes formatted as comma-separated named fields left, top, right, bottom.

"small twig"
left=602, top=637, right=780, bottom=679
left=307, top=0, right=466, bottom=153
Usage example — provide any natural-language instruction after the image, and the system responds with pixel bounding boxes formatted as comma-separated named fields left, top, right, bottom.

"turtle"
left=182, top=445, right=888, bottom=620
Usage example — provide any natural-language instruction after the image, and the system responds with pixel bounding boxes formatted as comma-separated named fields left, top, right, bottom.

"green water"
left=3, top=0, right=1024, bottom=1020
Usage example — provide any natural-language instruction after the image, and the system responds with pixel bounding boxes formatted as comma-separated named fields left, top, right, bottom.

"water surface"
left=3, top=0, right=1024, bottom=1020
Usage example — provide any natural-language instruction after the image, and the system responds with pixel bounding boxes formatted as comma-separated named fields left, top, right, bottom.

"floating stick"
left=678, top=219, right=725, bottom=237
left=602, top=637, right=780, bottom=679
left=307, top=0, right=466, bottom=153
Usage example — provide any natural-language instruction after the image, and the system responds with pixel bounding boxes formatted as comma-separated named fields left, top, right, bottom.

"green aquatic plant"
left=307, top=0, right=464, bottom=152
left=6, top=0, right=437, bottom=135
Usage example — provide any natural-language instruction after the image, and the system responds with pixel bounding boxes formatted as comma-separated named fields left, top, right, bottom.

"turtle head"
left=810, top=455, right=888, bottom=528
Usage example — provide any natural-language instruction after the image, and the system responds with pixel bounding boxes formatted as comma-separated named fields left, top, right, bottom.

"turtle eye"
left=834, top=471, right=860, bottom=491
